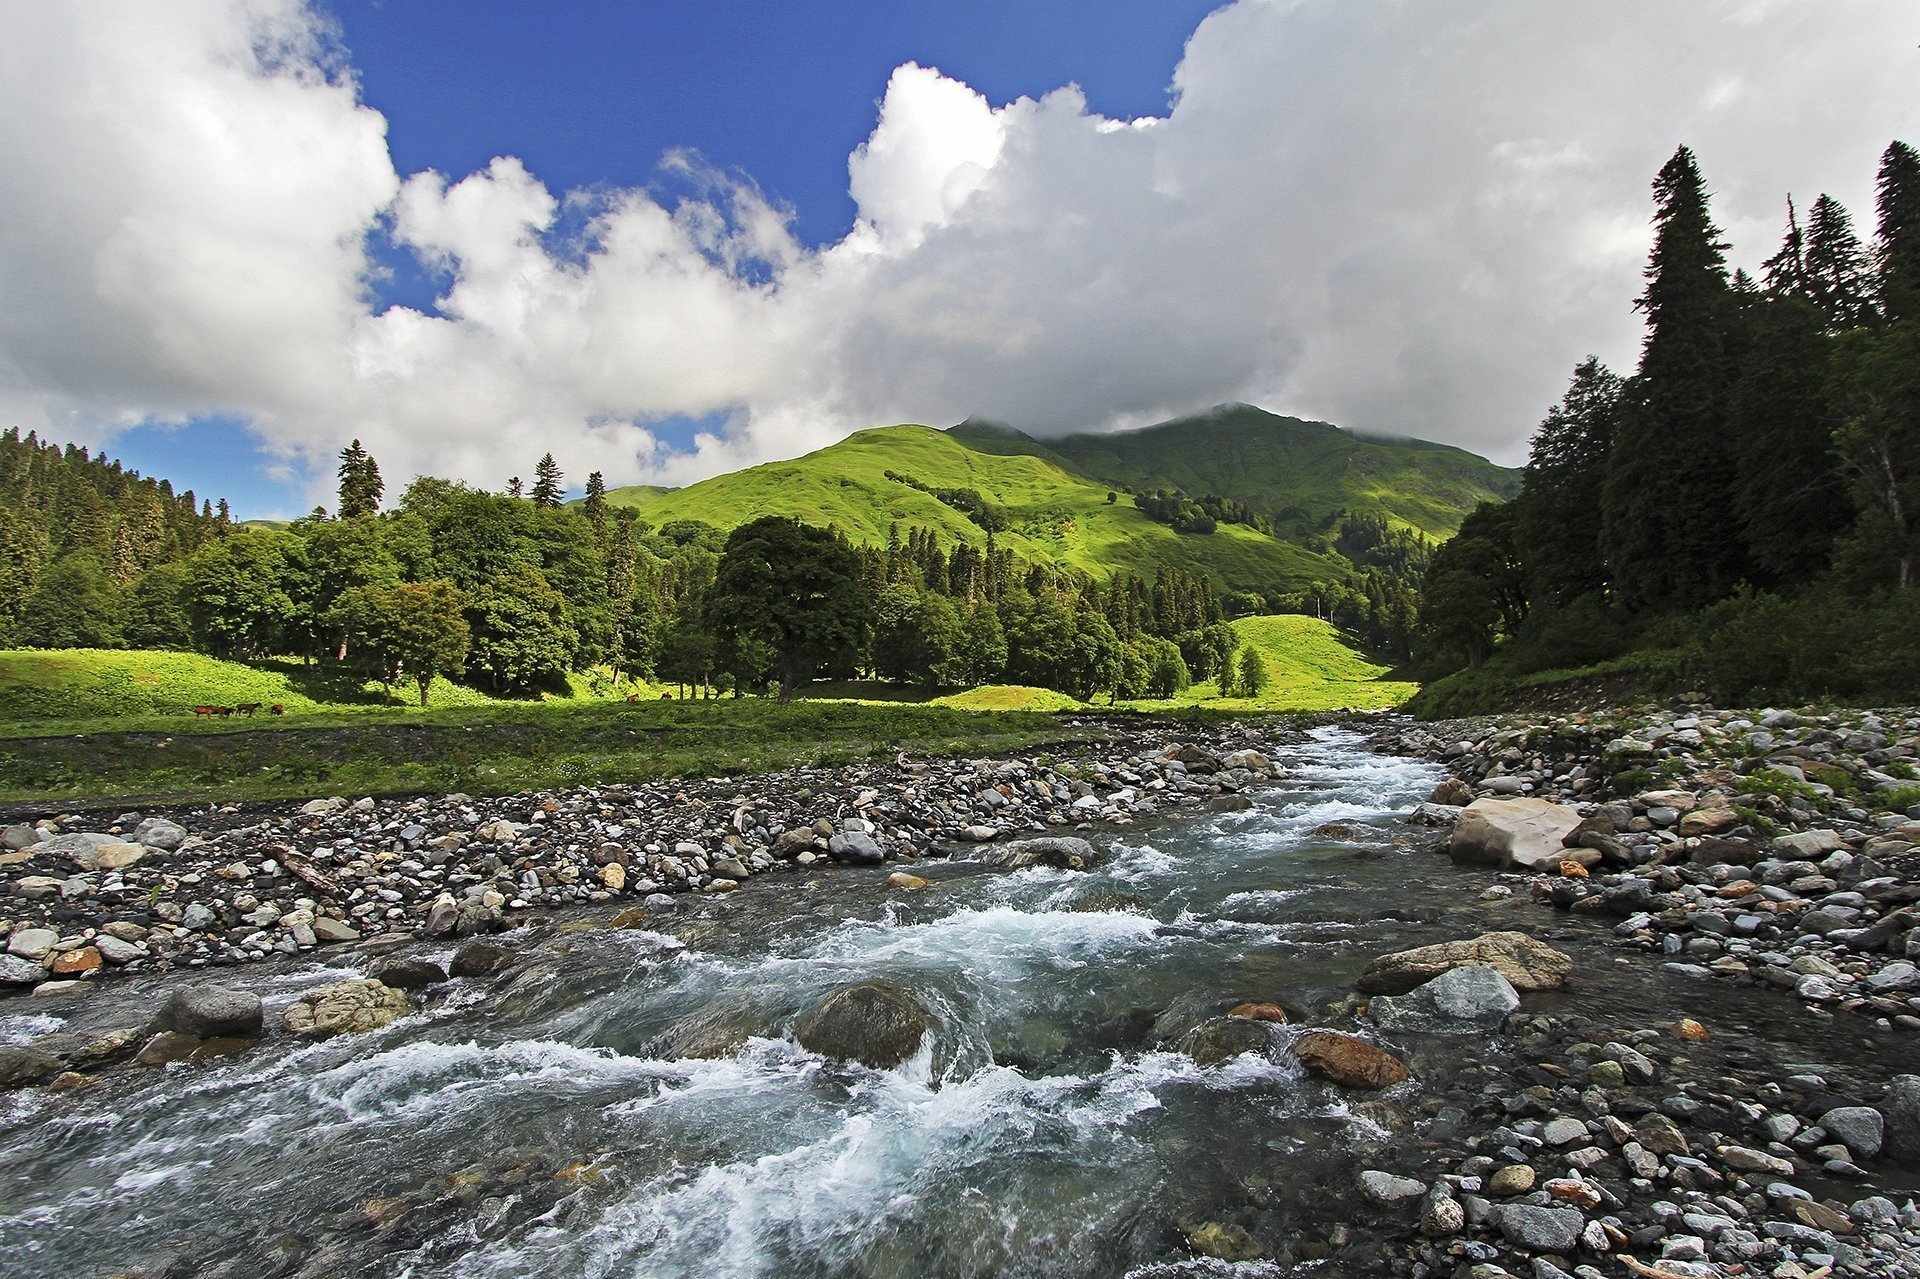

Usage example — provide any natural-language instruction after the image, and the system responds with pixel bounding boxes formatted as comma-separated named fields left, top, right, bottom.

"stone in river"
left=1227, top=1002, right=1289, bottom=1023
left=0, top=1045, right=64, bottom=1089
left=794, top=980, right=929, bottom=1069
left=1290, top=1031, right=1411, bottom=1090
left=1208, top=794, right=1253, bottom=813
left=1355, top=931, right=1574, bottom=994
left=282, top=979, right=411, bottom=1037
left=449, top=941, right=515, bottom=978
left=1358, top=1170, right=1427, bottom=1204
left=1885, top=1075, right=1920, bottom=1162
left=1818, top=1106, right=1884, bottom=1159
left=1448, top=798, right=1585, bottom=871
left=1490, top=1203, right=1584, bottom=1252
left=160, top=984, right=264, bottom=1038
left=1367, top=966, right=1519, bottom=1034
left=1179, top=1017, right=1279, bottom=1067
left=973, top=837, right=1101, bottom=871
left=366, top=957, right=448, bottom=990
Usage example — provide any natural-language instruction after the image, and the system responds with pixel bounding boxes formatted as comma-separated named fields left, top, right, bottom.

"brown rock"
left=49, top=947, right=102, bottom=975
left=1632, top=1113, right=1691, bottom=1157
left=1290, top=1031, right=1410, bottom=1090
left=599, top=862, right=626, bottom=890
left=1790, top=1200, right=1855, bottom=1236
left=888, top=872, right=929, bottom=890
left=1429, top=778, right=1475, bottom=807
left=1678, top=806, right=1739, bottom=837
left=1354, top=932, right=1576, bottom=995
left=1672, top=1018, right=1710, bottom=1042
left=1227, top=1002, right=1289, bottom=1023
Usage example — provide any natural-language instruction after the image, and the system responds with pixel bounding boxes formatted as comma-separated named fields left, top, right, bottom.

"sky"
left=1, top=1, right=1916, bottom=518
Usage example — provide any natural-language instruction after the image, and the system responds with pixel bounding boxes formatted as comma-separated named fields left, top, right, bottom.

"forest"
left=1416, top=139, right=1920, bottom=708
left=0, top=432, right=1288, bottom=705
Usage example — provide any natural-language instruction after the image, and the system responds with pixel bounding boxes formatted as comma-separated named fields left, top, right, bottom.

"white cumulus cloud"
left=0, top=0, right=1915, bottom=510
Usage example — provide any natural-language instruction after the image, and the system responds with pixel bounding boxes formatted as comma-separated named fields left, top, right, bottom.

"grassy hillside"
left=0, top=649, right=544, bottom=724
left=606, top=424, right=1345, bottom=594
left=1117, top=615, right=1414, bottom=713
left=953, top=403, right=1519, bottom=541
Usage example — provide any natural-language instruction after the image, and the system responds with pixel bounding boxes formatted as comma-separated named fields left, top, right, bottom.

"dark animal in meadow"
left=191, top=705, right=234, bottom=717
left=270, top=703, right=285, bottom=715
left=660, top=692, right=674, bottom=700
left=234, top=702, right=263, bottom=716
left=626, top=693, right=639, bottom=703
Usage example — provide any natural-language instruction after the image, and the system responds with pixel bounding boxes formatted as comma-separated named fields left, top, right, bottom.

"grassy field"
left=0, top=698, right=1088, bottom=810
left=605, top=425, right=1345, bottom=594
left=0, top=649, right=657, bottom=727
left=0, top=618, right=1413, bottom=807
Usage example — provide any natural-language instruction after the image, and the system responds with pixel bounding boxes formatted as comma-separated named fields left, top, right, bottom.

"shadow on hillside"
left=258, top=658, right=402, bottom=707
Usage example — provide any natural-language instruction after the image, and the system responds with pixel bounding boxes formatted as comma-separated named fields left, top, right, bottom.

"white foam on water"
left=450, top=1044, right=1305, bottom=1279
left=799, top=904, right=1166, bottom=974
left=1216, top=889, right=1307, bottom=911
left=0, top=1012, right=64, bottom=1044
left=307, top=1036, right=680, bottom=1123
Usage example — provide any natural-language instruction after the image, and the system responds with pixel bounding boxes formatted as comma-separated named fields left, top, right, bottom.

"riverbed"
left=2, top=727, right=1916, bottom=1278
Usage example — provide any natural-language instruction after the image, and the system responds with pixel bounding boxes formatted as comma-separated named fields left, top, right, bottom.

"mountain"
left=950, top=403, right=1520, bottom=541
left=601, top=407, right=1518, bottom=595
left=603, top=425, right=1344, bottom=593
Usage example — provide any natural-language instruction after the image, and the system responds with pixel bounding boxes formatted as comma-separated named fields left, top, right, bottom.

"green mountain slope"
left=951, top=403, right=1519, bottom=540
left=604, top=425, right=1344, bottom=593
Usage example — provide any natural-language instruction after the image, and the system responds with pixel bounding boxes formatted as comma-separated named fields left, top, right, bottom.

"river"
left=2, top=726, right=1915, bottom=1278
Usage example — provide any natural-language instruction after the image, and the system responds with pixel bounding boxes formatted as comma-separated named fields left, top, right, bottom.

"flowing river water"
left=2, top=727, right=1916, bottom=1278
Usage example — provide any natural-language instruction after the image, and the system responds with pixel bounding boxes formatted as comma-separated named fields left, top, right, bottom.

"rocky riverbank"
left=0, top=717, right=1283, bottom=1038
left=1378, top=706, right=1920, bottom=1034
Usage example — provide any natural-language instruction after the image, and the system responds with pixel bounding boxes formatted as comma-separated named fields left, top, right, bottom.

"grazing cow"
left=270, top=703, right=285, bottom=715
left=234, top=702, right=263, bottom=717
left=660, top=691, right=674, bottom=700
left=625, top=693, right=640, bottom=703
left=191, top=705, right=221, bottom=717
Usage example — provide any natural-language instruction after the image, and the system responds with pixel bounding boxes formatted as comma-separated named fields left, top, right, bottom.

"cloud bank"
left=0, top=0, right=1915, bottom=504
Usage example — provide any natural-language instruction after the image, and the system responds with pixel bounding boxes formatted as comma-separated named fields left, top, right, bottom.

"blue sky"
left=6, top=3, right=1915, bottom=518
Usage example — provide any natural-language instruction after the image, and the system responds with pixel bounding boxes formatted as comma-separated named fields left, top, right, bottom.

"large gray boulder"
left=159, top=984, right=264, bottom=1038
left=826, top=832, right=885, bottom=865
left=0, top=955, right=45, bottom=986
left=1368, top=966, right=1520, bottom=1034
left=133, top=817, right=189, bottom=851
left=1490, top=1204, right=1584, bottom=1252
left=1356, top=932, right=1575, bottom=995
left=794, top=980, right=929, bottom=1069
left=1883, top=1075, right=1920, bottom=1163
left=1448, top=798, right=1585, bottom=871
left=974, top=837, right=1101, bottom=871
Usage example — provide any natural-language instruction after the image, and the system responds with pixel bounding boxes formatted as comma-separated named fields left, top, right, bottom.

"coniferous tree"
left=1602, top=145, right=1741, bottom=608
left=1516, top=357, right=1621, bottom=607
left=583, top=470, right=608, bottom=545
left=506, top=476, right=523, bottom=499
left=1802, top=194, right=1876, bottom=331
left=1762, top=196, right=1809, bottom=298
left=337, top=439, right=384, bottom=518
left=531, top=453, right=565, bottom=508
left=1876, top=140, right=1920, bottom=324
left=1729, top=294, right=1845, bottom=584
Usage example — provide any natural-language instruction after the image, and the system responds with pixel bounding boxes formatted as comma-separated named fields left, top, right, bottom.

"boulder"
left=1774, top=829, right=1846, bottom=860
left=0, top=1045, right=64, bottom=1089
left=1290, top=1030, right=1411, bottom=1090
left=1358, top=1171, right=1428, bottom=1205
left=159, top=984, right=263, bottom=1038
left=0, top=955, right=45, bottom=986
left=1883, top=1075, right=1920, bottom=1163
left=449, top=941, right=515, bottom=978
left=1355, top=931, right=1575, bottom=995
left=1819, top=1106, right=1884, bottom=1159
left=794, top=980, right=929, bottom=1069
left=133, top=817, right=189, bottom=850
left=974, top=837, right=1101, bottom=871
left=1367, top=966, right=1520, bottom=1034
left=310, top=917, right=362, bottom=944
left=1179, top=1017, right=1279, bottom=1067
left=1429, top=777, right=1475, bottom=807
left=366, top=957, right=448, bottom=990
left=6, top=927, right=58, bottom=961
left=1208, top=795, right=1253, bottom=813
left=281, top=979, right=411, bottom=1037
left=1490, top=1204, right=1584, bottom=1252
left=1448, top=798, right=1585, bottom=871
left=826, top=831, right=885, bottom=865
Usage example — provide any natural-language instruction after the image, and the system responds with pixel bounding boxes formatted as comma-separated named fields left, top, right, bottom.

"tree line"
left=1419, top=140, right=1920, bottom=702
left=2, top=430, right=1279, bottom=704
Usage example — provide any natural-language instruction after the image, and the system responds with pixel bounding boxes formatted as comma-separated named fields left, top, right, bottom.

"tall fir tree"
left=1728, top=294, right=1845, bottom=583
left=1875, top=140, right=1920, bottom=324
left=337, top=439, right=384, bottom=518
left=1802, top=194, right=1876, bottom=331
left=583, top=470, right=608, bottom=545
left=531, top=453, right=565, bottom=508
left=1516, top=357, right=1621, bottom=607
left=1601, top=145, right=1742, bottom=608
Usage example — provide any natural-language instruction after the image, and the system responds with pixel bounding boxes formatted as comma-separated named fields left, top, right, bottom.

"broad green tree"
left=464, top=562, right=577, bottom=693
left=336, top=580, right=470, bottom=705
left=22, top=553, right=123, bottom=648
left=707, top=516, right=869, bottom=701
